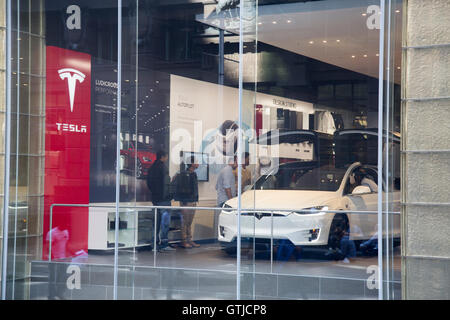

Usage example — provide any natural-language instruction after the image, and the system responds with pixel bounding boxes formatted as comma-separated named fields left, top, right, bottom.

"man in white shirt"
left=216, top=156, right=238, bottom=207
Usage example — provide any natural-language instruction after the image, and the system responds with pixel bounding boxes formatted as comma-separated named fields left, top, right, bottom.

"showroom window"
left=1, top=0, right=402, bottom=300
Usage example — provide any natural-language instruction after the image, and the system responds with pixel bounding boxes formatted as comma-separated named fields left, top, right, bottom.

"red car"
left=120, top=141, right=156, bottom=179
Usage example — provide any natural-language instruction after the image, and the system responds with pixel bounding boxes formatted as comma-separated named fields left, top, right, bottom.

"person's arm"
left=225, top=188, right=232, bottom=200
left=223, top=167, right=235, bottom=199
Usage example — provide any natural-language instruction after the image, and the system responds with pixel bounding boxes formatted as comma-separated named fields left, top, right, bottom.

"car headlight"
left=294, top=206, right=329, bottom=215
left=142, top=157, right=152, bottom=162
left=222, top=203, right=234, bottom=213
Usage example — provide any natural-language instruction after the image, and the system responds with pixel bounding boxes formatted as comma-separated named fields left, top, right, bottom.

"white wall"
left=169, top=75, right=314, bottom=203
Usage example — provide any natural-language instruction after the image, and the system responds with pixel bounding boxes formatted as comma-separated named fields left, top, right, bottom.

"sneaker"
left=158, top=246, right=176, bottom=252
left=189, top=241, right=200, bottom=248
left=180, top=242, right=192, bottom=249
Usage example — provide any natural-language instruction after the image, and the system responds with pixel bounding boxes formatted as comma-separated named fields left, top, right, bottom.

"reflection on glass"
left=0, top=0, right=403, bottom=300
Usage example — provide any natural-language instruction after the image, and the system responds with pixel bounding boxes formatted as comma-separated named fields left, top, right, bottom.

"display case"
left=88, top=205, right=155, bottom=250
left=88, top=204, right=182, bottom=250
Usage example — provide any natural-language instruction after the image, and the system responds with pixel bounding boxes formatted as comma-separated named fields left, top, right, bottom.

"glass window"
left=0, top=0, right=404, bottom=301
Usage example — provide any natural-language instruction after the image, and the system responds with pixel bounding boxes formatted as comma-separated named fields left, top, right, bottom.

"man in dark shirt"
left=147, top=150, right=175, bottom=252
left=173, top=156, right=199, bottom=248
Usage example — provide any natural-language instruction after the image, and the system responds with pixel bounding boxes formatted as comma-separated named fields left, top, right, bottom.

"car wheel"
left=220, top=242, right=237, bottom=256
left=326, top=213, right=349, bottom=260
left=223, top=246, right=237, bottom=256
left=135, top=159, right=143, bottom=179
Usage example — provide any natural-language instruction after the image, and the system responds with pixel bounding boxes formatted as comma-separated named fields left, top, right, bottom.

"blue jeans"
left=153, top=201, right=171, bottom=249
left=340, top=235, right=356, bottom=258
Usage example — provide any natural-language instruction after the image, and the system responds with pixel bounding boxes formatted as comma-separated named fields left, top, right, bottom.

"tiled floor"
left=26, top=242, right=402, bottom=300
left=51, top=242, right=401, bottom=281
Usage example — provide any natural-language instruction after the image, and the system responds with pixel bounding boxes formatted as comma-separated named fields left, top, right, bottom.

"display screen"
left=181, top=151, right=209, bottom=182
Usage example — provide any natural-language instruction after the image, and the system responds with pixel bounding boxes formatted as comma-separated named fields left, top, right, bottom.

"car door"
left=343, top=166, right=379, bottom=240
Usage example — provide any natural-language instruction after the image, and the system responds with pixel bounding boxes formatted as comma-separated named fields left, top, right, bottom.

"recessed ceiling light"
left=272, top=21, right=277, bottom=24
left=287, top=20, right=291, bottom=23
left=362, top=13, right=367, bottom=16
left=395, top=10, right=400, bottom=13
left=397, top=66, right=401, bottom=69
left=336, top=39, right=340, bottom=42
left=322, top=40, right=327, bottom=43
left=258, top=22, right=262, bottom=25
left=309, top=41, right=314, bottom=44
left=376, top=53, right=380, bottom=56
left=351, top=55, right=356, bottom=58
left=363, top=54, right=368, bottom=57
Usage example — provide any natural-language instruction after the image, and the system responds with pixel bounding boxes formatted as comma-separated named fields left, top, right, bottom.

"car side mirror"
left=352, top=185, right=371, bottom=195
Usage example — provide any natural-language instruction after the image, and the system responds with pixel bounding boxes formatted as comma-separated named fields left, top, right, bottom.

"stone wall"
left=402, top=0, right=450, bottom=300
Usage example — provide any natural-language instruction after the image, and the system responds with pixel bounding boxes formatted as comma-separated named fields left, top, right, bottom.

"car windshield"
left=254, top=165, right=346, bottom=192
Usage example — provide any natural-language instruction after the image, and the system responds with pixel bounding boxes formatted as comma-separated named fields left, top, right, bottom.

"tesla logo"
left=56, top=123, right=87, bottom=133
left=255, top=213, right=264, bottom=220
left=58, top=68, right=86, bottom=112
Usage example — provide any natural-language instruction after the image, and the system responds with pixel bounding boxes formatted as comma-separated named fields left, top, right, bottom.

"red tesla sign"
left=43, top=46, right=91, bottom=260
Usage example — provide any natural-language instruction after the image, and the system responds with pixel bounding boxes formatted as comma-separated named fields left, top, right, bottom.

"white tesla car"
left=218, top=161, right=400, bottom=252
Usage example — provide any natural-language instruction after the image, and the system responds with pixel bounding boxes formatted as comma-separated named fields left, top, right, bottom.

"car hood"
left=224, top=190, right=339, bottom=211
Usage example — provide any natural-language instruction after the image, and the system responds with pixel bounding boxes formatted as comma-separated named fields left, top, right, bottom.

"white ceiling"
left=199, top=0, right=403, bottom=83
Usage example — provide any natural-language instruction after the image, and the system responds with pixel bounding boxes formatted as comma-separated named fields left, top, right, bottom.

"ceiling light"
left=309, top=41, right=314, bottom=44
left=351, top=55, right=356, bottom=58
left=397, top=66, right=401, bottom=70
left=376, top=53, right=379, bottom=56
left=258, top=22, right=262, bottom=25
left=272, top=21, right=277, bottom=24
left=322, top=40, right=327, bottom=43
left=362, top=13, right=367, bottom=16
left=336, top=39, right=340, bottom=42
left=363, top=54, right=367, bottom=57
left=287, top=20, right=291, bottom=23
left=395, top=10, right=400, bottom=13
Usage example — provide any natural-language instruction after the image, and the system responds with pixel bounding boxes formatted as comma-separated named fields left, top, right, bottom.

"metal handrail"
left=49, top=203, right=401, bottom=214
left=48, top=203, right=401, bottom=262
